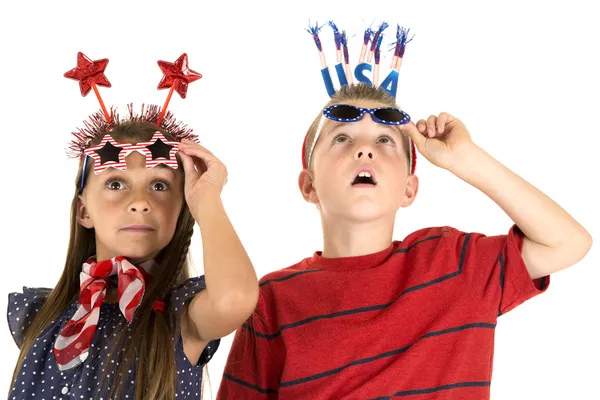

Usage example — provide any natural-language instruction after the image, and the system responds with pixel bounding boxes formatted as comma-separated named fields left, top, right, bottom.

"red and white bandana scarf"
left=52, top=256, right=154, bottom=370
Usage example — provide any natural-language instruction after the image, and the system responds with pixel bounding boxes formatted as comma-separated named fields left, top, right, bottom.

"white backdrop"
left=1, top=0, right=598, bottom=398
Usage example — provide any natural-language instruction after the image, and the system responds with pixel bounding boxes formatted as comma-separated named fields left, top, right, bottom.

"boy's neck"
left=321, top=216, right=395, bottom=258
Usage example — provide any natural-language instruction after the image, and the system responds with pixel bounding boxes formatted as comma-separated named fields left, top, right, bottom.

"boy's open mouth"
left=352, top=171, right=377, bottom=185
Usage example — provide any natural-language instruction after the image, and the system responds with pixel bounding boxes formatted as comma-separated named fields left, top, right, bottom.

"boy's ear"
left=400, top=174, right=419, bottom=207
left=298, top=169, right=319, bottom=204
left=77, top=195, right=94, bottom=229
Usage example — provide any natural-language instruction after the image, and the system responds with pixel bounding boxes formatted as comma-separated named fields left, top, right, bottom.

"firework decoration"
left=64, top=52, right=201, bottom=192
left=367, top=22, right=389, bottom=63
left=359, top=27, right=373, bottom=63
left=373, top=34, right=385, bottom=87
left=302, top=21, right=417, bottom=176
left=306, top=23, right=336, bottom=98
left=391, top=25, right=414, bottom=71
left=341, top=31, right=353, bottom=86
left=328, top=21, right=343, bottom=64
left=306, top=20, right=414, bottom=100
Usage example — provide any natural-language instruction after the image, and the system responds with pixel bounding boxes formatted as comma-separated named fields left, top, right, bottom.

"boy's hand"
left=400, top=112, right=478, bottom=172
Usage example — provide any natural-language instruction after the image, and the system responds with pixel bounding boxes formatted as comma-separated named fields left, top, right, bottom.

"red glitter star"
left=157, top=53, right=202, bottom=99
left=64, top=52, right=111, bottom=97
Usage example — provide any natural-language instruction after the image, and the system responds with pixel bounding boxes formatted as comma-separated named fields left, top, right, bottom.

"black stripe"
left=457, top=232, right=471, bottom=274
left=222, top=373, right=278, bottom=394
left=247, top=270, right=460, bottom=340
left=370, top=381, right=491, bottom=399
left=259, top=269, right=322, bottom=287
left=262, top=232, right=449, bottom=289
left=280, top=322, right=495, bottom=387
left=248, top=232, right=472, bottom=340
left=393, top=231, right=448, bottom=253
left=498, top=251, right=506, bottom=316
left=241, top=322, right=278, bottom=340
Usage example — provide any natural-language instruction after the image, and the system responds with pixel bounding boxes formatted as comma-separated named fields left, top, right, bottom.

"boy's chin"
left=331, top=204, right=399, bottom=223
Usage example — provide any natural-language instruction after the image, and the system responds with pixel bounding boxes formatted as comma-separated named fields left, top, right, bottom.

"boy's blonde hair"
left=301, top=83, right=415, bottom=172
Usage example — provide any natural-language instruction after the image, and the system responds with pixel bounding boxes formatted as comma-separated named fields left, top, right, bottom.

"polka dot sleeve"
left=7, top=287, right=52, bottom=348
left=170, top=276, right=220, bottom=367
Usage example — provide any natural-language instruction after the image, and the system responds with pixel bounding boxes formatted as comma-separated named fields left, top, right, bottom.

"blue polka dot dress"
left=7, top=276, right=219, bottom=399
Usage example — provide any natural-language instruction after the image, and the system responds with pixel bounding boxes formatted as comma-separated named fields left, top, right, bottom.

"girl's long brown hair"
left=10, top=121, right=200, bottom=399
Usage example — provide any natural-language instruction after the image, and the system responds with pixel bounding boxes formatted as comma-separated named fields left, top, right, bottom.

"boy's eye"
left=377, top=135, right=395, bottom=145
left=151, top=181, right=170, bottom=191
left=333, top=135, right=350, bottom=144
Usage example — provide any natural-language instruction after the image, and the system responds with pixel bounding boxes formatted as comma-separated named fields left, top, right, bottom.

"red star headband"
left=302, top=21, right=417, bottom=174
left=64, top=52, right=202, bottom=192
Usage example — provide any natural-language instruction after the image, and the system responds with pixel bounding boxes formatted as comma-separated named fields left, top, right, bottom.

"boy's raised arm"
left=402, top=113, right=592, bottom=279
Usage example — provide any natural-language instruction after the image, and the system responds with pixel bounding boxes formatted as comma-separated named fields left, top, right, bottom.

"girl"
left=8, top=114, right=259, bottom=399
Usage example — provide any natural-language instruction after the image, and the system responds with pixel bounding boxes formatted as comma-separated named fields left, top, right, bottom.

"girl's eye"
left=377, top=135, right=395, bottom=145
left=106, top=180, right=125, bottom=190
left=151, top=181, right=170, bottom=191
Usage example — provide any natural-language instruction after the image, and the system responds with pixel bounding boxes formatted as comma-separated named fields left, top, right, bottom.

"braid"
left=178, top=219, right=194, bottom=273
left=165, top=207, right=195, bottom=295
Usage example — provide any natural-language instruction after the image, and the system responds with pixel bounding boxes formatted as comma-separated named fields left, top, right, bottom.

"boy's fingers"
left=436, top=113, right=448, bottom=134
left=427, top=115, right=437, bottom=137
left=400, top=122, right=427, bottom=149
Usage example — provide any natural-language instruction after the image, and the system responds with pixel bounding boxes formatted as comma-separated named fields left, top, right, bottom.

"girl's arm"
left=177, top=140, right=259, bottom=342
left=187, top=190, right=259, bottom=340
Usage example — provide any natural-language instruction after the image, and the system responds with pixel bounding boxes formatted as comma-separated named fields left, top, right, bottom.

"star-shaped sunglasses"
left=323, top=104, right=411, bottom=125
left=83, top=132, right=179, bottom=175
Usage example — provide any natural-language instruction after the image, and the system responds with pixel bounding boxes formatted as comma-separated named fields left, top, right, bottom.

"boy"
left=216, top=84, right=591, bottom=399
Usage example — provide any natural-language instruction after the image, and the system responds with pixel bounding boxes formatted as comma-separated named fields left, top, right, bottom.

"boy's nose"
left=355, top=148, right=374, bottom=160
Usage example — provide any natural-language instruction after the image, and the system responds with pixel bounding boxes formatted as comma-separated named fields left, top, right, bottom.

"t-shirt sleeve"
left=453, top=224, right=550, bottom=316
left=170, top=276, right=220, bottom=367
left=217, top=288, right=284, bottom=399
left=7, top=287, right=52, bottom=348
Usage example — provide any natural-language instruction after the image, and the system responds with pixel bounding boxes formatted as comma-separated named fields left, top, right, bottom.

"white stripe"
left=89, top=288, right=105, bottom=308
left=81, top=262, right=93, bottom=276
left=79, top=271, right=93, bottom=287
left=110, top=259, right=119, bottom=275
left=119, top=279, right=143, bottom=316
left=119, top=259, right=134, bottom=272
left=68, top=303, right=90, bottom=323
left=68, top=286, right=105, bottom=322
left=54, top=307, right=100, bottom=351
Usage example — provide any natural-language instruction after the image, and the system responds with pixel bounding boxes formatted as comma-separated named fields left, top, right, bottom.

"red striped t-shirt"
left=217, top=225, right=549, bottom=399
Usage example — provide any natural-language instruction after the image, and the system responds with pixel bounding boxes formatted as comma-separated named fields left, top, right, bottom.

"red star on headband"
left=157, top=53, right=202, bottom=99
left=64, top=52, right=111, bottom=97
